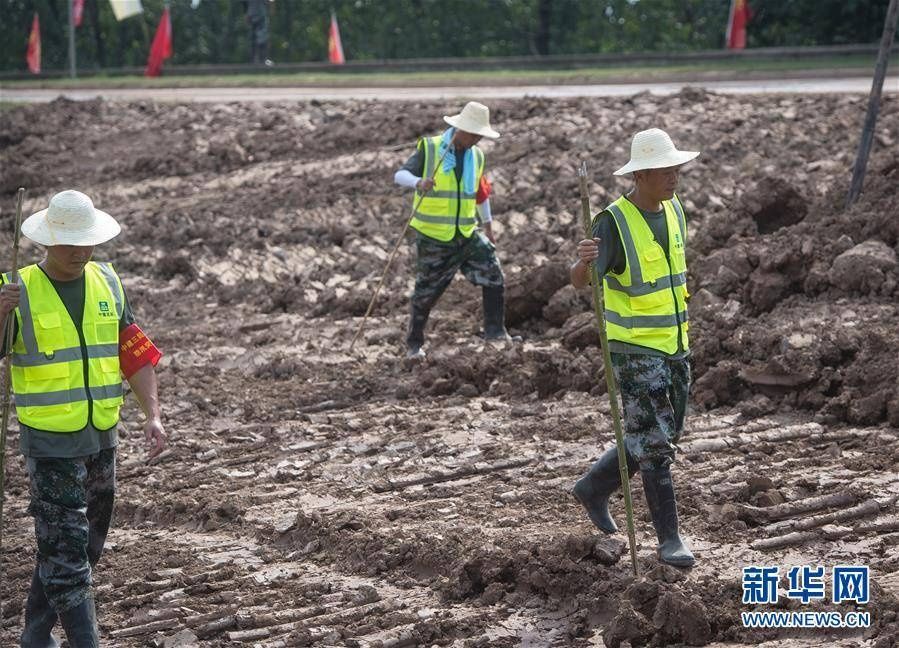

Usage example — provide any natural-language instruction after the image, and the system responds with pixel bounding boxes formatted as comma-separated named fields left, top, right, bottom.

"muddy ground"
left=0, top=91, right=898, bottom=647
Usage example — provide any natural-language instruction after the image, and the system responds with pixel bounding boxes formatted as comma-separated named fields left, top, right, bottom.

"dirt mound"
left=603, top=566, right=717, bottom=647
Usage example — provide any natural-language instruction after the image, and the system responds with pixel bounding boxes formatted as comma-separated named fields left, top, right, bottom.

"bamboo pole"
left=349, top=133, right=457, bottom=351
left=576, top=164, right=639, bottom=577
left=1, top=187, right=26, bottom=561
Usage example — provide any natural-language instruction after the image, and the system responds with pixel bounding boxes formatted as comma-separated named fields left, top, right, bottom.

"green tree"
left=0, top=0, right=892, bottom=73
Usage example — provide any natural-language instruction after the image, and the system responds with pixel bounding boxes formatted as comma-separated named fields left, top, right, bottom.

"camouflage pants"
left=26, top=448, right=116, bottom=613
left=610, top=353, right=691, bottom=471
left=408, top=232, right=504, bottom=347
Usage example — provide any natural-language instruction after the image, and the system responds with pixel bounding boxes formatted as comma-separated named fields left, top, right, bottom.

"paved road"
left=2, top=76, right=897, bottom=103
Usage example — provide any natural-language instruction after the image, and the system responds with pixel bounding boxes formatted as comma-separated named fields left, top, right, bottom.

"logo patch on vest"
left=98, top=300, right=115, bottom=318
left=674, top=232, right=684, bottom=249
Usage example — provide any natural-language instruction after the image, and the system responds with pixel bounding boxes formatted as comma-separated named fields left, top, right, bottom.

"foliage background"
left=0, top=0, right=892, bottom=72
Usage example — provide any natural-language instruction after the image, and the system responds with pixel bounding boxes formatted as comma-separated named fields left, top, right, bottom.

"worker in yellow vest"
left=569, top=128, right=700, bottom=568
left=0, top=190, right=166, bottom=647
left=394, top=102, right=514, bottom=360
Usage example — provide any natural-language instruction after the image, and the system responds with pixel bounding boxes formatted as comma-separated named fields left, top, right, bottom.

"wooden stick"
left=349, top=133, right=457, bottom=351
left=576, top=164, right=639, bottom=578
left=0, top=187, right=25, bottom=563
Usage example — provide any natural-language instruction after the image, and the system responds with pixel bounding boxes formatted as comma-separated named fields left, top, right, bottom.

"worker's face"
left=453, top=130, right=482, bottom=150
left=636, top=165, right=682, bottom=202
left=46, top=245, right=95, bottom=280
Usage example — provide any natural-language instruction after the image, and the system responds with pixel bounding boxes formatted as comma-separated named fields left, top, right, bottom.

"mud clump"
left=830, top=239, right=898, bottom=295
left=505, top=261, right=569, bottom=325
left=603, top=568, right=727, bottom=647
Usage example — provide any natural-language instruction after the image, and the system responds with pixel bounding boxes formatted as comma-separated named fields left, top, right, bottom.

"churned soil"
left=0, top=91, right=897, bottom=647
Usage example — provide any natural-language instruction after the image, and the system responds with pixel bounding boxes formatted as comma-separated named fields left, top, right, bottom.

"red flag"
left=145, top=7, right=173, bottom=77
left=73, top=0, right=85, bottom=27
left=328, top=11, right=345, bottom=64
left=26, top=13, right=40, bottom=74
left=726, top=0, right=750, bottom=49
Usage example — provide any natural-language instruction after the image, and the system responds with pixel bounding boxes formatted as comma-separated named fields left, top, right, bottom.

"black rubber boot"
left=482, top=285, right=514, bottom=340
left=641, top=466, right=695, bottom=567
left=406, top=304, right=430, bottom=358
left=572, top=447, right=638, bottom=534
left=58, top=596, right=99, bottom=648
left=20, top=567, right=60, bottom=648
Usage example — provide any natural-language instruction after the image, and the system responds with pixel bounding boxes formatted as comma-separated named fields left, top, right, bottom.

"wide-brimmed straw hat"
left=22, top=190, right=121, bottom=246
left=444, top=101, right=500, bottom=139
left=613, top=128, right=699, bottom=176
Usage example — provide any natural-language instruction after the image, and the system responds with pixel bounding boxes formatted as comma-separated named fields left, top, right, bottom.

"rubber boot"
left=482, top=285, right=516, bottom=341
left=572, top=447, right=638, bottom=534
left=406, top=304, right=429, bottom=359
left=58, top=596, right=99, bottom=648
left=641, top=466, right=695, bottom=567
left=20, top=567, right=60, bottom=648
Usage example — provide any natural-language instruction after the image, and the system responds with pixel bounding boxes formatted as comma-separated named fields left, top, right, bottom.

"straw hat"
left=22, top=190, right=121, bottom=247
left=613, top=128, right=699, bottom=176
left=444, top=102, right=500, bottom=139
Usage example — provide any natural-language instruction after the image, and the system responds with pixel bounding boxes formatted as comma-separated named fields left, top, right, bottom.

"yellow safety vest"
left=409, top=135, right=485, bottom=242
left=602, top=195, right=689, bottom=355
left=3, top=262, right=125, bottom=433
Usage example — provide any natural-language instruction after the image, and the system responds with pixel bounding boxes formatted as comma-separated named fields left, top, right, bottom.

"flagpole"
left=67, top=0, right=76, bottom=78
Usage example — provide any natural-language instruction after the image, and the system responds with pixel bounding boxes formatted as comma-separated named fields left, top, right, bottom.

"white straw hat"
left=613, top=128, right=699, bottom=176
left=443, top=101, right=500, bottom=139
left=22, top=190, right=121, bottom=246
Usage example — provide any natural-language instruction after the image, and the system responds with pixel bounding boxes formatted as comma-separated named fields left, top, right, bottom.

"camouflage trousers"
left=25, top=448, right=116, bottom=613
left=408, top=232, right=504, bottom=347
left=610, top=353, right=691, bottom=471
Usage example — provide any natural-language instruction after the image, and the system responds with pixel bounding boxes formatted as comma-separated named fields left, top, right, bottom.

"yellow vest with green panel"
left=4, top=262, right=125, bottom=433
left=602, top=195, right=689, bottom=355
left=410, top=135, right=485, bottom=242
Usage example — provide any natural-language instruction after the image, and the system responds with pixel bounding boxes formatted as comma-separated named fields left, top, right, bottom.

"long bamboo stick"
left=1, top=187, right=26, bottom=561
left=576, top=164, right=639, bottom=577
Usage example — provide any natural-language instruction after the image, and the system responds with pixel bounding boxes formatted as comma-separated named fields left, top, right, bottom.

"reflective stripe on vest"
left=602, top=195, right=690, bottom=354
left=410, top=135, right=484, bottom=242
left=7, top=262, right=125, bottom=433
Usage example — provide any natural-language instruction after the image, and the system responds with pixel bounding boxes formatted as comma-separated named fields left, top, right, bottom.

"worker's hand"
left=144, top=416, right=167, bottom=460
left=416, top=178, right=435, bottom=193
left=576, top=238, right=601, bottom=264
left=483, top=222, right=496, bottom=244
left=0, top=283, right=21, bottom=316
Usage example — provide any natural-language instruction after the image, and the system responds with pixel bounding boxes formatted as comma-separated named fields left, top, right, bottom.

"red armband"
left=119, top=323, right=162, bottom=379
left=476, top=176, right=492, bottom=204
